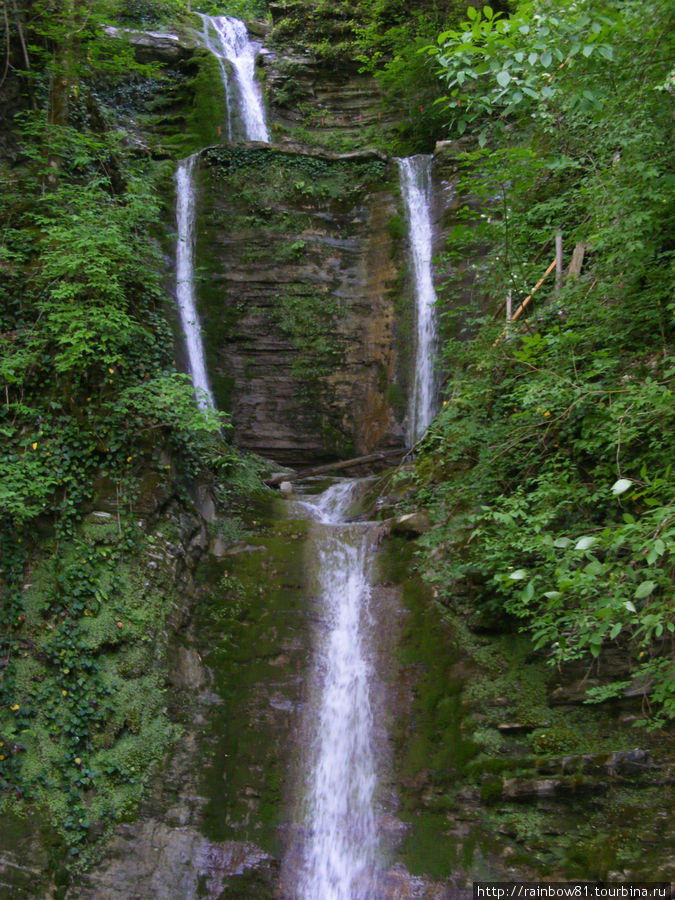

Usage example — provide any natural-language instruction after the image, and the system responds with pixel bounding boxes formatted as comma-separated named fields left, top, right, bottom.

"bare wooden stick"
left=266, top=448, right=409, bottom=487
left=493, top=257, right=557, bottom=346
left=555, top=230, right=563, bottom=291
left=567, top=241, right=588, bottom=279
left=511, top=257, right=557, bottom=322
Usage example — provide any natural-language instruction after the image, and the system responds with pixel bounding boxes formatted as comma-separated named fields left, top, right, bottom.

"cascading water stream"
left=175, top=154, right=214, bottom=410
left=174, top=15, right=268, bottom=409
left=199, top=14, right=269, bottom=142
left=397, top=155, right=439, bottom=443
left=288, top=482, right=380, bottom=900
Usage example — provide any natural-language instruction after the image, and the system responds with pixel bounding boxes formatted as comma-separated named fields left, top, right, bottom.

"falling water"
left=397, top=155, right=439, bottom=443
left=290, top=481, right=379, bottom=900
left=175, top=154, right=214, bottom=410
left=199, top=14, right=269, bottom=142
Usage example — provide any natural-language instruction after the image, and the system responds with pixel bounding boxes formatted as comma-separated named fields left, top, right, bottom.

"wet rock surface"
left=193, top=144, right=409, bottom=466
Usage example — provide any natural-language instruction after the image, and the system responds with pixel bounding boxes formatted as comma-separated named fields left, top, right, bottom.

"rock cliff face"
left=192, top=143, right=409, bottom=466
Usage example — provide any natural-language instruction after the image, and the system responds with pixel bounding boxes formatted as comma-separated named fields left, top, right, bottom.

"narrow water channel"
left=198, top=14, right=269, bottom=142
left=172, top=21, right=441, bottom=897
left=396, top=155, right=439, bottom=443
left=175, top=153, right=215, bottom=410
left=287, top=482, right=381, bottom=899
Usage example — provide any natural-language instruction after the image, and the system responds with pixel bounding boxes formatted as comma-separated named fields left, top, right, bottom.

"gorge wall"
left=192, top=144, right=408, bottom=465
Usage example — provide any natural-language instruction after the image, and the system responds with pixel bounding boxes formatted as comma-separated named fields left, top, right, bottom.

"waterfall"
left=291, top=482, right=380, bottom=900
left=397, top=155, right=439, bottom=444
left=199, top=14, right=269, bottom=142
left=174, top=17, right=269, bottom=409
left=175, top=154, right=214, bottom=410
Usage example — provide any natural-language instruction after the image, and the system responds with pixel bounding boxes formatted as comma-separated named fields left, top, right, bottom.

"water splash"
left=175, top=154, right=214, bottom=410
left=397, top=155, right=439, bottom=443
left=293, top=481, right=380, bottom=900
left=199, top=14, right=269, bottom=142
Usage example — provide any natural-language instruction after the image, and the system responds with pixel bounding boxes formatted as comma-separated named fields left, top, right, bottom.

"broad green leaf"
left=575, top=535, right=597, bottom=550
left=509, top=569, right=527, bottom=580
left=522, top=580, right=535, bottom=601
left=610, top=623, right=622, bottom=639
left=612, top=478, right=633, bottom=495
left=554, top=537, right=571, bottom=548
left=624, top=600, right=637, bottom=613
left=599, top=44, right=614, bottom=60
left=528, top=52, right=538, bottom=65
left=496, top=69, right=511, bottom=88
left=634, top=580, right=656, bottom=599
left=541, top=50, right=552, bottom=67
left=466, top=5, right=477, bottom=19
left=583, top=44, right=594, bottom=57
left=541, top=85, right=554, bottom=99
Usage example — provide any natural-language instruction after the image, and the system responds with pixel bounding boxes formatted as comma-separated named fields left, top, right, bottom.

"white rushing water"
left=397, top=155, right=439, bottom=444
left=293, top=482, right=379, bottom=900
left=175, top=154, right=214, bottom=410
left=199, top=14, right=269, bottom=142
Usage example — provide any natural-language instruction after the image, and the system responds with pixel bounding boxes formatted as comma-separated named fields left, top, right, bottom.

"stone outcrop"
left=103, top=26, right=197, bottom=63
left=192, top=143, right=410, bottom=466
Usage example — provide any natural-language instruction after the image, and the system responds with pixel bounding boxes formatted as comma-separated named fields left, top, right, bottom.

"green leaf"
left=575, top=536, right=597, bottom=550
left=610, top=623, right=622, bottom=639
left=528, top=52, right=538, bottom=66
left=541, top=50, right=552, bottom=67
left=466, top=5, right=477, bottom=20
left=583, top=44, right=594, bottom=57
left=496, top=69, right=511, bottom=88
left=612, top=478, right=633, bottom=495
left=509, top=569, right=527, bottom=580
left=634, top=580, right=656, bottom=599
left=624, top=601, right=637, bottom=613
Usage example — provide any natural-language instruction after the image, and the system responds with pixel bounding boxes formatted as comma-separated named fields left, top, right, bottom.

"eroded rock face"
left=103, top=26, right=197, bottom=63
left=67, top=822, right=273, bottom=900
left=192, top=143, right=409, bottom=466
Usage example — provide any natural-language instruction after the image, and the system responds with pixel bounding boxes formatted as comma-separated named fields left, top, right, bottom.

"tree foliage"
left=415, top=0, right=674, bottom=727
left=0, top=0, right=257, bottom=858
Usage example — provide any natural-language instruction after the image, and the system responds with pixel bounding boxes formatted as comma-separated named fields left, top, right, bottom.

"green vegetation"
left=0, top=0, right=266, bottom=868
left=118, top=0, right=269, bottom=28
left=1, top=0, right=672, bottom=886
left=413, top=0, right=674, bottom=728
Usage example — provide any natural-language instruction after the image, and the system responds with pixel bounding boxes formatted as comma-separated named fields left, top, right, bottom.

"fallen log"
left=265, top=448, right=409, bottom=487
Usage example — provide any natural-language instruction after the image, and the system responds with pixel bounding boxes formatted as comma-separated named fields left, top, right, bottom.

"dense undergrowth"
left=0, top=0, right=267, bottom=865
left=413, top=0, right=674, bottom=728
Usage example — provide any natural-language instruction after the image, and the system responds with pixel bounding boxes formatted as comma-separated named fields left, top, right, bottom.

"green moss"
left=479, top=776, right=503, bottom=804
left=196, top=506, right=310, bottom=856
left=0, top=518, right=187, bottom=870
left=157, top=52, right=228, bottom=158
left=387, top=212, right=406, bottom=244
